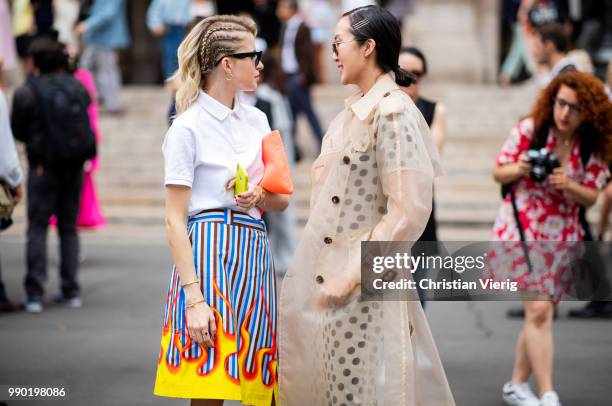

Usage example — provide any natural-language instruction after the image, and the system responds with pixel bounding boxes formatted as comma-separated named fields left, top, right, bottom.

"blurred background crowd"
left=0, top=1, right=611, bottom=404
left=1, top=0, right=611, bottom=310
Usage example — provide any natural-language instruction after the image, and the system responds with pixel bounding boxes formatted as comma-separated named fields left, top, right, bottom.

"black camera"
left=526, top=148, right=560, bottom=183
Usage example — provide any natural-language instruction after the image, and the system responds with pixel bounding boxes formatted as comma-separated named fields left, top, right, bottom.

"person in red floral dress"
left=490, top=71, right=612, bottom=406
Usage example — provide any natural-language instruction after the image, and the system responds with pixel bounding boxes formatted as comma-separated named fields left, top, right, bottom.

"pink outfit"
left=0, top=0, right=18, bottom=70
left=51, top=69, right=106, bottom=229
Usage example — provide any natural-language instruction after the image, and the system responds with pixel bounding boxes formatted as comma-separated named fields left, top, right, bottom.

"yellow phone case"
left=234, top=163, right=249, bottom=196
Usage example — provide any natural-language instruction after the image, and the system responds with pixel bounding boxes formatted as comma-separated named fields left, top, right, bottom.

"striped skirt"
left=154, top=209, right=277, bottom=405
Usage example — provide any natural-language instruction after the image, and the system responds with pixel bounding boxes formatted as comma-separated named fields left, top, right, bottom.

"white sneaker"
left=24, top=301, right=43, bottom=313
left=502, top=382, right=540, bottom=406
left=64, top=297, right=82, bottom=309
left=540, top=391, right=562, bottom=406
left=53, top=294, right=82, bottom=309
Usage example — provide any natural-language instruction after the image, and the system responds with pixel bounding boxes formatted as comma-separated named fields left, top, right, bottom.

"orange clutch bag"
left=259, top=130, right=294, bottom=195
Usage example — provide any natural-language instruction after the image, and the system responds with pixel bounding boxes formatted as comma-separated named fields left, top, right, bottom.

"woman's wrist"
left=185, top=298, right=206, bottom=309
left=564, top=179, right=581, bottom=199
left=255, top=186, right=266, bottom=208
left=513, top=163, right=527, bottom=180
left=496, top=163, right=523, bottom=184
left=183, top=283, right=203, bottom=301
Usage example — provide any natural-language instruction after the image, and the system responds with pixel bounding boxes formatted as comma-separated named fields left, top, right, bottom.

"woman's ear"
left=363, top=39, right=376, bottom=58
left=221, top=57, right=233, bottom=76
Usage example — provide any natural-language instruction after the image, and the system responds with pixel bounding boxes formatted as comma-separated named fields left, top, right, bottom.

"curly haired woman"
left=490, top=71, right=612, bottom=406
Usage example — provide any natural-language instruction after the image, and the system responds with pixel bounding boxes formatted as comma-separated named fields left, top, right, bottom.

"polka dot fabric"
left=279, top=74, right=455, bottom=405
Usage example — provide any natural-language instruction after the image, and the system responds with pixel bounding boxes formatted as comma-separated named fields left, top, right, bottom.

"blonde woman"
left=154, top=15, right=288, bottom=406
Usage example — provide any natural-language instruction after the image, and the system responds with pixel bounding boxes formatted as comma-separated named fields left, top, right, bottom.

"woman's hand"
left=515, top=153, right=532, bottom=178
left=316, top=274, right=360, bottom=309
left=493, top=153, right=532, bottom=184
left=548, top=167, right=574, bottom=191
left=11, top=184, right=23, bottom=205
left=75, top=21, right=87, bottom=35
left=549, top=167, right=599, bottom=207
left=150, top=25, right=166, bottom=37
left=185, top=301, right=217, bottom=348
left=518, top=0, right=536, bottom=27
left=226, top=179, right=263, bottom=211
left=236, top=185, right=263, bottom=210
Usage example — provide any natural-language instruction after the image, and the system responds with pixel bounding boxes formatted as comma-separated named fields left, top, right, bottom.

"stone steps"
left=3, top=82, right=590, bottom=242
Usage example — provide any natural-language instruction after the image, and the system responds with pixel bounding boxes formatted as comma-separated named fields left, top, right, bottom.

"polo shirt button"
left=324, top=237, right=333, bottom=244
left=316, top=275, right=324, bottom=284
left=383, top=91, right=391, bottom=97
left=332, top=196, right=340, bottom=204
left=343, top=156, right=350, bottom=164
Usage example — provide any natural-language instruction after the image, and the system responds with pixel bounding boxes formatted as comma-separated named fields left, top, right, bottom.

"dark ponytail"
left=393, top=65, right=416, bottom=87
left=343, top=5, right=416, bottom=87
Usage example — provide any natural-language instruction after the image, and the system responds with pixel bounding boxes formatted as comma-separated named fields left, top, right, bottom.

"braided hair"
left=173, top=15, right=257, bottom=114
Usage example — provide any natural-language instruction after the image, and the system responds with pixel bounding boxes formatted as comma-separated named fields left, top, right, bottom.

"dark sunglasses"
left=215, top=50, right=263, bottom=66
left=408, top=69, right=424, bottom=79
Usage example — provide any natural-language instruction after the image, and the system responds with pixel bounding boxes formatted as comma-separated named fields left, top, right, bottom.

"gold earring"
left=225, top=73, right=233, bottom=81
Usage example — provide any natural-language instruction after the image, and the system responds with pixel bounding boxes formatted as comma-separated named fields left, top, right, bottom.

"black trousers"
left=25, top=166, right=83, bottom=301
left=286, top=73, right=323, bottom=159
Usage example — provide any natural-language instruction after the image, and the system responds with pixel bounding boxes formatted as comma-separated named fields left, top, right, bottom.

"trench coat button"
left=332, top=196, right=340, bottom=204
left=316, top=275, right=324, bottom=284
left=383, top=91, right=391, bottom=97
left=324, top=237, right=333, bottom=244
left=382, top=269, right=397, bottom=282
left=343, top=156, right=350, bottom=164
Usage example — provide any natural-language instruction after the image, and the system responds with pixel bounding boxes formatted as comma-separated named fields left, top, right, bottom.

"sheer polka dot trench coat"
left=279, top=74, right=456, bottom=405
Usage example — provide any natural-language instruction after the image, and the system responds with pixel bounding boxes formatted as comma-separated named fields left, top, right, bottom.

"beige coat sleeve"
left=370, top=96, right=440, bottom=243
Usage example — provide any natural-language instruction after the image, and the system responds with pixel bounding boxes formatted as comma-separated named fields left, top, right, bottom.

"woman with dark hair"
left=490, top=71, right=611, bottom=406
left=279, top=5, right=455, bottom=405
left=398, top=47, right=447, bottom=155
left=399, top=46, right=448, bottom=306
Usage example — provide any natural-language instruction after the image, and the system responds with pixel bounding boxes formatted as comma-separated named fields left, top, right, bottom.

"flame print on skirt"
left=154, top=210, right=277, bottom=403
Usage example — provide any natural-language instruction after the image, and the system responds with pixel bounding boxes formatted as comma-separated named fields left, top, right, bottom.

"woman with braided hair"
left=154, top=15, right=288, bottom=405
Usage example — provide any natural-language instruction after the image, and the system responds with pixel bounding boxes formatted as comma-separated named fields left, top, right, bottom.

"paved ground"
left=0, top=239, right=610, bottom=406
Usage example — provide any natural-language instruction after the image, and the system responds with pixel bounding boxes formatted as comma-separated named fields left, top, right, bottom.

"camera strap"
left=508, top=183, right=534, bottom=274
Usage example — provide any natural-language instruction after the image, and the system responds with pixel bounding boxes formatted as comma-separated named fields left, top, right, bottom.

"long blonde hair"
left=173, top=15, right=257, bottom=114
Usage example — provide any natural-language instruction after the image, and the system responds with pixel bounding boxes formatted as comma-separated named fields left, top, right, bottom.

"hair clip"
left=352, top=18, right=369, bottom=31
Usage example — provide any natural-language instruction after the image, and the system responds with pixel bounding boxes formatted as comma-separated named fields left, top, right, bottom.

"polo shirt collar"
left=346, top=73, right=399, bottom=121
left=197, top=90, right=241, bottom=121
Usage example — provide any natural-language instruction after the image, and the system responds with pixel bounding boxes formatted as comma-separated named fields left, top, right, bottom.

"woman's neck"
left=357, top=67, right=386, bottom=95
left=554, top=126, right=577, bottom=143
left=205, top=81, right=235, bottom=110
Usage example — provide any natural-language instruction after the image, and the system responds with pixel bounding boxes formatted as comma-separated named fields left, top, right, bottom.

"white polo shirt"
left=162, top=90, right=271, bottom=218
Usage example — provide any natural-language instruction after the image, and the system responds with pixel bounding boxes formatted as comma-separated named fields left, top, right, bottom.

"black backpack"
left=28, top=75, right=96, bottom=166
